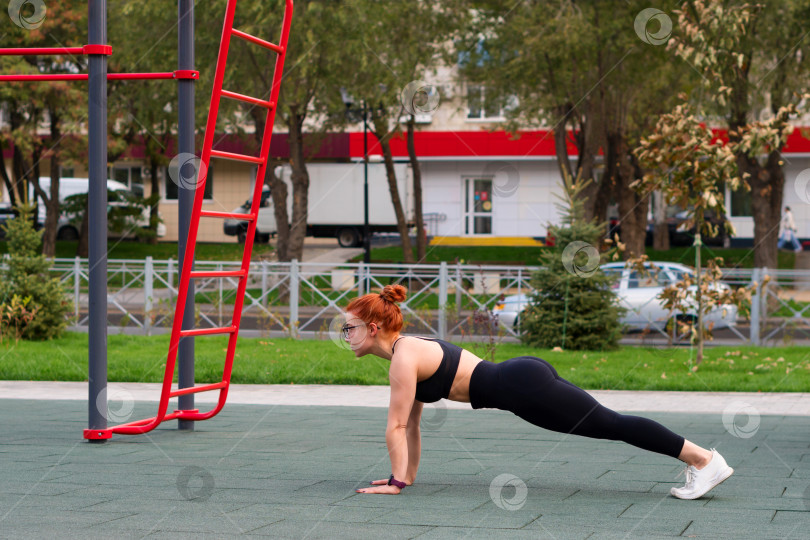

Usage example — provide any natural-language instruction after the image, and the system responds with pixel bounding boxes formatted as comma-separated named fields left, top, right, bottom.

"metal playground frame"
left=0, top=0, right=294, bottom=441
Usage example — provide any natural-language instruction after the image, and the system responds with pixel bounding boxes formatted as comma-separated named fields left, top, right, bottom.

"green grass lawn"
left=356, top=245, right=547, bottom=266
left=2, top=332, right=808, bottom=392
left=358, top=245, right=796, bottom=269
left=0, top=240, right=274, bottom=261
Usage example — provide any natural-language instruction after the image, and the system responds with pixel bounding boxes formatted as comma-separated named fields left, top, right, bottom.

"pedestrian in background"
left=778, top=206, right=802, bottom=253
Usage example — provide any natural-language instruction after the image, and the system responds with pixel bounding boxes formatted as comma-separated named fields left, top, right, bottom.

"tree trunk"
left=553, top=104, right=600, bottom=219
left=287, top=111, right=310, bottom=263
left=0, top=139, right=19, bottom=206
left=607, top=132, right=647, bottom=259
left=10, top=108, right=29, bottom=206
left=731, top=144, right=782, bottom=270
left=149, top=161, right=160, bottom=245
left=41, top=107, right=62, bottom=257
left=252, top=111, right=291, bottom=262
left=372, top=116, right=414, bottom=263
left=268, top=164, right=291, bottom=262
left=652, top=190, right=670, bottom=250
left=406, top=117, right=426, bottom=261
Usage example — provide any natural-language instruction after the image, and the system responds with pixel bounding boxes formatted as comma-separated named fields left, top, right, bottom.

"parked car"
left=32, top=177, right=166, bottom=240
left=492, top=262, right=738, bottom=332
left=0, top=202, right=17, bottom=239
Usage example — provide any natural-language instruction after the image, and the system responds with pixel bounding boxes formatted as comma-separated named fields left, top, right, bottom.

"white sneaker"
left=670, top=449, right=734, bottom=500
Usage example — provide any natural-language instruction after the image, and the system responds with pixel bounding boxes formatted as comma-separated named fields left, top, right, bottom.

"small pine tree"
left=520, top=174, right=625, bottom=350
left=0, top=205, right=71, bottom=340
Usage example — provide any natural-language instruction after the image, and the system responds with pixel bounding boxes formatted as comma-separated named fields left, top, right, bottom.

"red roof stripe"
left=350, top=128, right=810, bottom=158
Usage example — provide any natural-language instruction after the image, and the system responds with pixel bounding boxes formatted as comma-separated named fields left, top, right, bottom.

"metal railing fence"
left=34, top=257, right=810, bottom=344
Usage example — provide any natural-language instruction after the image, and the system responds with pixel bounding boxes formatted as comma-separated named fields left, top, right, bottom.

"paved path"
left=2, top=381, right=810, bottom=416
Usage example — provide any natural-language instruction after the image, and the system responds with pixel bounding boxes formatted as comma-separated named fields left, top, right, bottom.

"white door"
left=463, top=178, right=493, bottom=235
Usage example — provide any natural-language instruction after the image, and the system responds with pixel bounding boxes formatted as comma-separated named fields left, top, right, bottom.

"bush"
left=0, top=205, right=71, bottom=340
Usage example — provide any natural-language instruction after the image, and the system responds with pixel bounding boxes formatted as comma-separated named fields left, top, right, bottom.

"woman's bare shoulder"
left=392, top=336, right=442, bottom=359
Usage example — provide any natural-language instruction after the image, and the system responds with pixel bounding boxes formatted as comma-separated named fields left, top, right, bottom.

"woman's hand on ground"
left=355, top=484, right=401, bottom=495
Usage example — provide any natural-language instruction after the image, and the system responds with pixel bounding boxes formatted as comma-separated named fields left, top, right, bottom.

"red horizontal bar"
left=109, top=72, right=173, bottom=80
left=189, top=270, right=246, bottom=279
left=0, top=71, right=200, bottom=82
left=210, top=149, right=264, bottom=164
left=221, top=89, right=273, bottom=108
left=0, top=45, right=112, bottom=56
left=169, top=382, right=228, bottom=398
left=0, top=47, right=84, bottom=56
left=179, top=325, right=237, bottom=338
left=0, top=74, right=88, bottom=81
left=200, top=210, right=255, bottom=221
left=232, top=29, right=284, bottom=53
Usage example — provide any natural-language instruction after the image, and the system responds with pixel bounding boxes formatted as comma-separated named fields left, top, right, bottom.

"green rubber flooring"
left=1, top=399, right=809, bottom=539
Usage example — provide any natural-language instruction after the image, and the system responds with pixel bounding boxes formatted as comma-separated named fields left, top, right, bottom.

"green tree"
left=635, top=99, right=759, bottom=365
left=521, top=174, right=625, bottom=350
left=197, top=0, right=349, bottom=262
left=669, top=0, right=810, bottom=269
left=340, top=0, right=465, bottom=263
left=458, top=0, right=686, bottom=257
left=108, top=1, right=178, bottom=246
left=0, top=206, right=71, bottom=340
left=0, top=0, right=87, bottom=257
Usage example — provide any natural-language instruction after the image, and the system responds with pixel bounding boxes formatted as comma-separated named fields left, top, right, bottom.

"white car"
left=33, top=177, right=166, bottom=240
left=492, top=262, right=738, bottom=332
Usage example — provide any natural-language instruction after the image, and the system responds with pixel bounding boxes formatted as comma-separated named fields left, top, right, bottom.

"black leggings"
left=469, top=357, right=685, bottom=459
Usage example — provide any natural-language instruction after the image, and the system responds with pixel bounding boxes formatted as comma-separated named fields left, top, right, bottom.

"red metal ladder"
left=84, top=0, right=294, bottom=440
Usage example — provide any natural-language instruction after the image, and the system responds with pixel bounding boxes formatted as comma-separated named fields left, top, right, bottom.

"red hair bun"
left=346, top=285, right=408, bottom=332
left=380, top=284, right=407, bottom=304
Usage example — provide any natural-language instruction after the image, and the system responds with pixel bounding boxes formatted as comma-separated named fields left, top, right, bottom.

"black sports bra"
left=393, top=337, right=462, bottom=403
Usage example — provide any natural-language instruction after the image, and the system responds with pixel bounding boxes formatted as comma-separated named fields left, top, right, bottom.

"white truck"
left=223, top=162, right=414, bottom=247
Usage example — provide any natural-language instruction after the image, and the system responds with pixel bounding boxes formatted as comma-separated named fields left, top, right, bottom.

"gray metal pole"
left=87, top=0, right=108, bottom=442
left=177, top=0, right=196, bottom=430
left=363, top=102, right=370, bottom=264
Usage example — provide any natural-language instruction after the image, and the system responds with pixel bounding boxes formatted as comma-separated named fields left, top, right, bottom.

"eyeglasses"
left=341, top=324, right=363, bottom=339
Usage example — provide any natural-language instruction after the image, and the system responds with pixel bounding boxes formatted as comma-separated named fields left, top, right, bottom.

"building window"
left=110, top=164, right=144, bottom=197
left=727, top=184, right=752, bottom=217
left=164, top=164, right=213, bottom=201
left=466, top=85, right=503, bottom=120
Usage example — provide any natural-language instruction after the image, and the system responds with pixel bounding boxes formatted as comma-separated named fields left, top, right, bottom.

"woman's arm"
left=405, top=401, right=423, bottom=483
left=356, top=350, right=417, bottom=495
left=367, top=401, right=422, bottom=488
